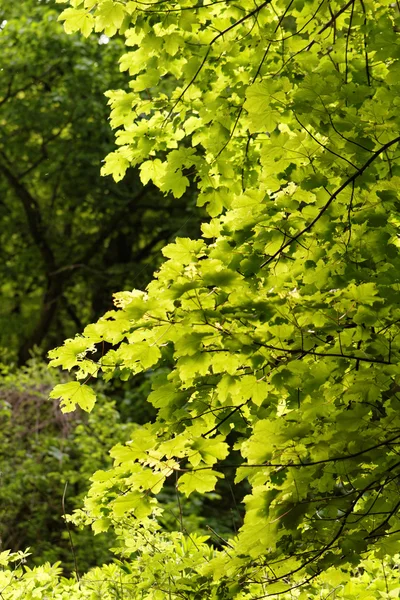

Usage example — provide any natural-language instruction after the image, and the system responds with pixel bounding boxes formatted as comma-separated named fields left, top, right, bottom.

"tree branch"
left=261, top=134, right=400, bottom=267
left=0, top=150, right=56, bottom=271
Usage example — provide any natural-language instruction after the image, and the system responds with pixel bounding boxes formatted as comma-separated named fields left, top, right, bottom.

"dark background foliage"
left=0, top=361, right=132, bottom=573
left=0, top=0, right=199, bottom=365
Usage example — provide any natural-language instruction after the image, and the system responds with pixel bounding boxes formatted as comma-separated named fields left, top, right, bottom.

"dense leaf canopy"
left=5, top=0, right=400, bottom=597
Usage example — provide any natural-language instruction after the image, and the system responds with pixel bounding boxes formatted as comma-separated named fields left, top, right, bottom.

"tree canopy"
left=3, top=0, right=400, bottom=597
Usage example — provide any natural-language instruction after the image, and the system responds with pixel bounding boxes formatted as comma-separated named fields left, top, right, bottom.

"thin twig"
left=62, top=482, right=80, bottom=582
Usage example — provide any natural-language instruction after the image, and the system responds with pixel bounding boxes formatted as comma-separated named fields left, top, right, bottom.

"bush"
left=0, top=360, right=133, bottom=574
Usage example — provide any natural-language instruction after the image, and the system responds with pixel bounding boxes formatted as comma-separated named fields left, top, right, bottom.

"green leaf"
left=95, top=0, right=126, bottom=35
left=48, top=337, right=95, bottom=370
left=178, top=469, right=223, bottom=496
left=100, top=151, right=130, bottom=182
left=118, top=342, right=161, bottom=370
left=139, top=159, right=167, bottom=187
left=112, top=491, right=153, bottom=519
left=162, top=238, right=205, bottom=264
left=49, top=382, right=96, bottom=413
left=190, top=437, right=229, bottom=466
left=244, top=80, right=288, bottom=133
left=92, top=518, right=111, bottom=534
left=59, top=8, right=94, bottom=37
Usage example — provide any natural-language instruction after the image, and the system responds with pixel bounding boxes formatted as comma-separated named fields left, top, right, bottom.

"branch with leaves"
left=46, top=0, right=400, bottom=596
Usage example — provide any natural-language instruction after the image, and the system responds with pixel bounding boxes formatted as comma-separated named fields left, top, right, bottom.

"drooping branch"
left=173, top=437, right=400, bottom=473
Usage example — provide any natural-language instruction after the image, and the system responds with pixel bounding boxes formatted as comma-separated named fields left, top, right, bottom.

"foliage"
left=0, top=0, right=199, bottom=364
left=10, top=0, right=400, bottom=595
left=0, top=546, right=399, bottom=599
left=0, top=361, right=134, bottom=573
left=0, top=359, right=232, bottom=577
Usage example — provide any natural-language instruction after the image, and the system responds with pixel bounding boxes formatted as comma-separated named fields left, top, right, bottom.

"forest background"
left=0, top=0, right=400, bottom=598
left=0, top=0, right=201, bottom=573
